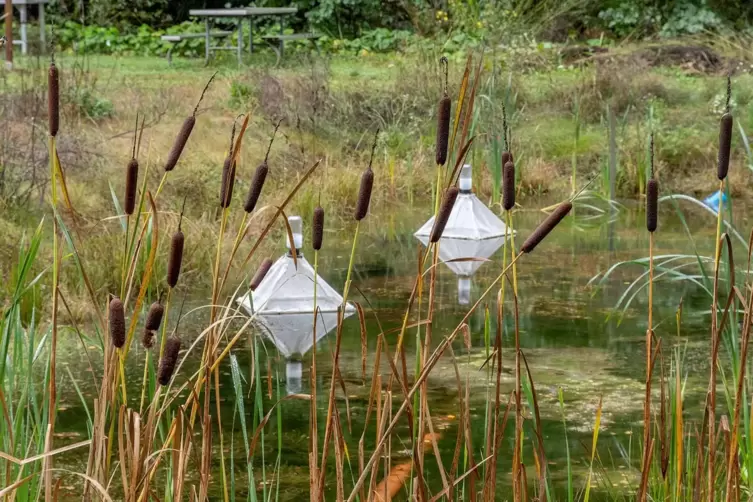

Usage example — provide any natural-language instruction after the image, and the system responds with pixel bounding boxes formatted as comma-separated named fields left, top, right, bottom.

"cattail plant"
left=167, top=203, right=186, bottom=289
left=502, top=161, right=515, bottom=211
left=718, top=76, right=733, bottom=181
left=157, top=335, right=181, bottom=386
left=244, top=121, right=280, bottom=213
left=430, top=186, right=459, bottom=243
left=520, top=201, right=573, bottom=254
left=638, top=135, right=658, bottom=502
left=708, top=75, right=733, bottom=502
left=249, top=258, right=273, bottom=291
left=435, top=59, right=450, bottom=167
left=354, top=169, right=374, bottom=221
left=109, top=296, right=126, bottom=349
left=354, top=132, right=378, bottom=221
left=142, top=330, right=155, bottom=349
left=164, top=73, right=216, bottom=172
left=312, top=206, right=324, bottom=251
left=124, top=158, right=139, bottom=216
left=220, top=117, right=242, bottom=208
left=145, top=300, right=165, bottom=332
left=48, top=62, right=59, bottom=137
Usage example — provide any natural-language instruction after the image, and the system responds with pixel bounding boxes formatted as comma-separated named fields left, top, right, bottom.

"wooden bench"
left=262, top=33, right=321, bottom=66
left=160, top=31, right=232, bottom=64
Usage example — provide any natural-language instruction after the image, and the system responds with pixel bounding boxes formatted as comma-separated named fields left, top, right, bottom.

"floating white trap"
left=238, top=216, right=355, bottom=358
left=415, top=164, right=511, bottom=305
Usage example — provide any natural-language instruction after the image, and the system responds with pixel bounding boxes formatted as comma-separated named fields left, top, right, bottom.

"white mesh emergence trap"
left=238, top=216, right=355, bottom=357
left=414, top=164, right=515, bottom=241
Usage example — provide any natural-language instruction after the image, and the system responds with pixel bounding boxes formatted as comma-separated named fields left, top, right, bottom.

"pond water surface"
left=52, top=196, right=736, bottom=500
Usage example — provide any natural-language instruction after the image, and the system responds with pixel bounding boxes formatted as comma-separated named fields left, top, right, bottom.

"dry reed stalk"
left=164, top=72, right=216, bottom=172
left=48, top=62, right=59, bottom=137
left=503, top=160, right=515, bottom=211
left=109, top=296, right=126, bottom=349
left=723, top=231, right=753, bottom=501
left=520, top=201, right=573, bottom=253
left=429, top=186, right=459, bottom=242
left=249, top=258, right=273, bottom=291
left=312, top=206, right=324, bottom=251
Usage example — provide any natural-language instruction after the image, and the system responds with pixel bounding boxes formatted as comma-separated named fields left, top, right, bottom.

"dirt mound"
left=559, top=43, right=726, bottom=74
left=635, top=44, right=723, bottom=73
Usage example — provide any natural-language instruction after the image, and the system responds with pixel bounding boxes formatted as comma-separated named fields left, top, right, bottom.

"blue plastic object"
left=703, top=191, right=728, bottom=213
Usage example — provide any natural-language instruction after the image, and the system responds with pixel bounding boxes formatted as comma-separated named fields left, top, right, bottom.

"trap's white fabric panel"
left=237, top=253, right=354, bottom=357
left=414, top=193, right=514, bottom=241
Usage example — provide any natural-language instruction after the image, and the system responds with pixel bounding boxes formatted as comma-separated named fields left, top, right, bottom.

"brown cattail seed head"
left=521, top=201, right=573, bottom=253
left=164, top=116, right=196, bottom=172
left=157, top=336, right=181, bottom=386
left=718, top=113, right=732, bottom=181
left=502, top=161, right=515, bottom=211
left=430, top=186, right=459, bottom=243
left=312, top=206, right=324, bottom=251
left=109, top=297, right=126, bottom=349
left=436, top=96, right=451, bottom=166
left=220, top=157, right=236, bottom=208
left=646, top=178, right=658, bottom=233
left=142, top=330, right=155, bottom=349
left=501, top=151, right=513, bottom=165
left=125, top=158, right=139, bottom=215
left=48, top=63, right=59, bottom=137
left=145, top=301, right=165, bottom=331
left=244, top=162, right=268, bottom=213
left=250, top=258, right=273, bottom=291
left=354, top=168, right=374, bottom=221
left=167, top=230, right=184, bottom=289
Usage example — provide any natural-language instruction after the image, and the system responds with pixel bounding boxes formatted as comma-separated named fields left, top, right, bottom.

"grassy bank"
left=3, top=43, right=753, bottom=308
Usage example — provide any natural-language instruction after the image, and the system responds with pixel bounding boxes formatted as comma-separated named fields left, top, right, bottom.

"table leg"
left=204, top=18, right=210, bottom=64
left=279, top=16, right=284, bottom=59
left=39, top=4, right=46, bottom=46
left=248, top=18, right=254, bottom=54
left=237, top=18, right=242, bottom=65
left=19, top=5, right=27, bottom=55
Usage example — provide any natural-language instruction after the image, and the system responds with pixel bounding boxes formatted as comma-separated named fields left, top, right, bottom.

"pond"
left=51, top=196, right=728, bottom=501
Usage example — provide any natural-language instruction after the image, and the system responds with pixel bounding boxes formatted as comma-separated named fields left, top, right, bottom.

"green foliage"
left=597, top=0, right=725, bottom=38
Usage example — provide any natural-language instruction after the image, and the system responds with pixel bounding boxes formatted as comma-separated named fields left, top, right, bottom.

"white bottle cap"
left=459, top=164, right=472, bottom=191
left=286, top=216, right=303, bottom=250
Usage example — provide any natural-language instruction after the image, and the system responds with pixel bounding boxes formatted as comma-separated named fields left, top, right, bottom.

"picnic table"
left=0, top=0, right=47, bottom=55
left=188, top=7, right=299, bottom=65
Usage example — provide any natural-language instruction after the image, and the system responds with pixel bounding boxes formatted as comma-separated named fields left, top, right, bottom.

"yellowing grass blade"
left=584, top=396, right=603, bottom=502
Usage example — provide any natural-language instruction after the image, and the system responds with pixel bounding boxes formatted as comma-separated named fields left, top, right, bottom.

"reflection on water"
left=53, top=201, right=720, bottom=500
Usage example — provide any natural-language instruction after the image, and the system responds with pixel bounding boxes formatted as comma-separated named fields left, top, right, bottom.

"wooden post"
left=4, top=0, right=12, bottom=69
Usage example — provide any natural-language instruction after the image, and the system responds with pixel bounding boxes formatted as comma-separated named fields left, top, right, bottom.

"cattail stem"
left=139, top=350, right=151, bottom=415
left=155, top=172, right=168, bottom=200
left=310, top=249, right=320, bottom=488
left=709, top=178, right=724, bottom=501
left=158, top=288, right=172, bottom=360
left=342, top=221, right=360, bottom=302
left=506, top=211, right=518, bottom=296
